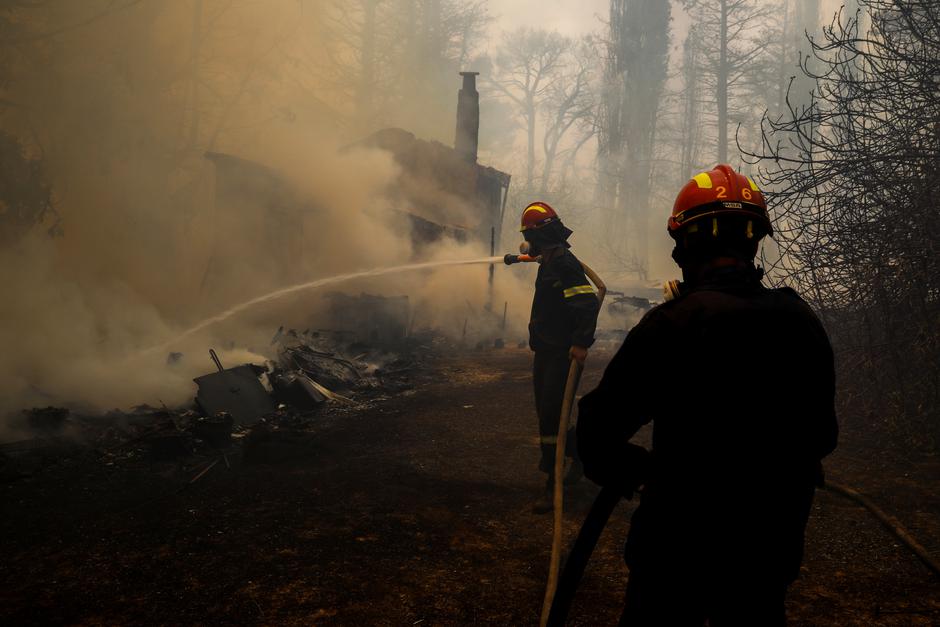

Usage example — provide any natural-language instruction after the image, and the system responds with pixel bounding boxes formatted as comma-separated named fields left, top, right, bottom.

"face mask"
left=521, top=230, right=548, bottom=256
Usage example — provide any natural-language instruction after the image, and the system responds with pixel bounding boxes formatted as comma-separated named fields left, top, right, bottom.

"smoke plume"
left=0, top=1, right=530, bottom=428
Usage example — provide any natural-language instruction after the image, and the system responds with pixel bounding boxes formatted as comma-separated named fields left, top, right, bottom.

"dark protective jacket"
left=528, top=250, right=600, bottom=352
left=577, top=266, right=838, bottom=584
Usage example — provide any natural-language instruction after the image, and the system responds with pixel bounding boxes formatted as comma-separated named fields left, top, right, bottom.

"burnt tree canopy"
left=748, top=0, right=940, bottom=450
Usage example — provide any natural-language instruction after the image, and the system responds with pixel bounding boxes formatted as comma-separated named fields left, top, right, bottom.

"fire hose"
left=542, top=482, right=940, bottom=627
left=541, top=261, right=607, bottom=627
left=538, top=357, right=584, bottom=626
left=824, top=480, right=940, bottom=579
left=506, top=255, right=940, bottom=623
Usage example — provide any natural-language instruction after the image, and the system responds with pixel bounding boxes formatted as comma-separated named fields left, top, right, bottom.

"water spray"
left=144, top=256, right=503, bottom=355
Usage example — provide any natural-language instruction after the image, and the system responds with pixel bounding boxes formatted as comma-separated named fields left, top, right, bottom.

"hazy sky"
left=490, top=0, right=609, bottom=38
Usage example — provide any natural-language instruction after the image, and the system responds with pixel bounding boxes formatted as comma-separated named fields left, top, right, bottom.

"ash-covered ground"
left=1, top=347, right=938, bottom=625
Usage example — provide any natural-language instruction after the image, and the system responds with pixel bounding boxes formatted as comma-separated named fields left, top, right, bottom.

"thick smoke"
left=0, top=1, right=531, bottom=428
left=0, top=142, right=404, bottom=417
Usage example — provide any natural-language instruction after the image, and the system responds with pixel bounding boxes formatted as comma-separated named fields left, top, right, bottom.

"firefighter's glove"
left=569, top=345, right=588, bottom=365
left=582, top=442, right=651, bottom=500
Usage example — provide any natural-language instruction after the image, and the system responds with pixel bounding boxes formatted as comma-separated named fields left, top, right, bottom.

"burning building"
left=351, top=72, right=512, bottom=252
left=200, top=72, right=511, bottom=301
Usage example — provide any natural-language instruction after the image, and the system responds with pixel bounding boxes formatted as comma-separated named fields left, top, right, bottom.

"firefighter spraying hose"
left=502, top=202, right=605, bottom=627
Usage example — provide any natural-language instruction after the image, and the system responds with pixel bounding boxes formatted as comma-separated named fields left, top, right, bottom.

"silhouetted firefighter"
left=577, top=165, right=838, bottom=625
left=518, top=202, right=601, bottom=513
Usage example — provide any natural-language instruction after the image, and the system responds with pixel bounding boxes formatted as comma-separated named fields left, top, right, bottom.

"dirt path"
left=1, top=348, right=938, bottom=625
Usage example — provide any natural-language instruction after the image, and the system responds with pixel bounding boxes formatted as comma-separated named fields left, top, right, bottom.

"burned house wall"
left=205, top=71, right=510, bottom=281
left=357, top=127, right=510, bottom=253
left=476, top=167, right=510, bottom=247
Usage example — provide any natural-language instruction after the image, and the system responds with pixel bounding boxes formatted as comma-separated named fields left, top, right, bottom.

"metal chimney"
left=454, top=71, right=480, bottom=163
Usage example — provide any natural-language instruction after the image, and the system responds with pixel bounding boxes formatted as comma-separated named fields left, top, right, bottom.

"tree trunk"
left=718, top=0, right=729, bottom=162
left=540, top=121, right=563, bottom=195
left=560, top=131, right=594, bottom=189
left=539, top=144, right=554, bottom=196
left=776, top=0, right=791, bottom=116
left=526, top=96, right=536, bottom=193
left=681, top=26, right=700, bottom=179
left=612, top=0, right=669, bottom=276
left=357, top=0, right=377, bottom=126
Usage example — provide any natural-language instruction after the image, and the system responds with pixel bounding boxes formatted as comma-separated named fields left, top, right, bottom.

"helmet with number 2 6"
left=668, top=164, right=772, bottom=240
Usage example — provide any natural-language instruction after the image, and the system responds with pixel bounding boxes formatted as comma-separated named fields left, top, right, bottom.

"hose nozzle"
left=504, top=253, right=539, bottom=265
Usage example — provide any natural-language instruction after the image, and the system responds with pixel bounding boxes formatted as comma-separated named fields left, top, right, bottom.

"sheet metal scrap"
left=193, top=362, right=276, bottom=426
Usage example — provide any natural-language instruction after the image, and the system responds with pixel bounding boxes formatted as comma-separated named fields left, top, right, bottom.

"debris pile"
left=272, top=327, right=420, bottom=400
left=1, top=319, right=433, bottom=482
left=194, top=362, right=276, bottom=426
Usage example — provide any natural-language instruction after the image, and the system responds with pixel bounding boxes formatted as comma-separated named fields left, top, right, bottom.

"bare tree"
left=596, top=0, right=671, bottom=278
left=0, top=0, right=304, bottom=245
left=773, top=0, right=821, bottom=116
left=682, top=0, right=781, bottom=163
left=318, top=0, right=490, bottom=132
left=678, top=24, right=705, bottom=181
left=391, top=0, right=490, bottom=134
left=490, top=28, right=571, bottom=193
left=320, top=0, right=395, bottom=128
left=538, top=37, right=597, bottom=195
left=747, top=0, right=940, bottom=451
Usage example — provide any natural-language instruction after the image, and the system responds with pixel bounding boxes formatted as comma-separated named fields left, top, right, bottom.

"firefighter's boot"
left=532, top=476, right=554, bottom=514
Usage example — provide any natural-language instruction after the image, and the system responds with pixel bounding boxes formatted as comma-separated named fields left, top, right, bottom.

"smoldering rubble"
left=0, top=312, right=446, bottom=483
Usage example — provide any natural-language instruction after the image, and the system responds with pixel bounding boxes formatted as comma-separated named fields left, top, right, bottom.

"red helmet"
left=668, top=164, right=771, bottom=239
left=519, top=201, right=560, bottom=232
